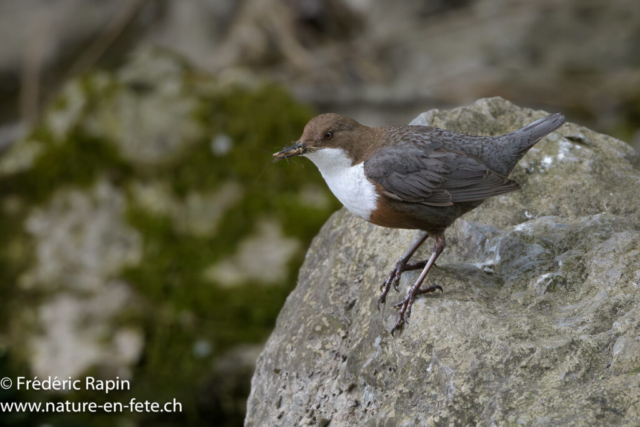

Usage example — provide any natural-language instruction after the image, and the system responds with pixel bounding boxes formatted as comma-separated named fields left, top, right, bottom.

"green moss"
left=112, top=82, right=341, bottom=426
left=612, top=96, right=640, bottom=144
left=120, top=83, right=339, bottom=349
left=0, top=50, right=340, bottom=426
left=627, top=367, right=640, bottom=376
left=0, top=90, right=134, bottom=367
left=169, top=84, right=318, bottom=196
left=0, top=129, right=132, bottom=205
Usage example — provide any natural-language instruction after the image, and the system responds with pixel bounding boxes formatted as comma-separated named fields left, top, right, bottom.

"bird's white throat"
left=305, top=148, right=378, bottom=220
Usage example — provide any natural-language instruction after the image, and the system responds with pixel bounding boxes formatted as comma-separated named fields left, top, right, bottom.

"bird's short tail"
left=496, top=112, right=565, bottom=174
left=507, top=113, right=565, bottom=155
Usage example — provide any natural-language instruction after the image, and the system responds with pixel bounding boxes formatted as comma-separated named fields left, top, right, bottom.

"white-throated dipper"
left=273, top=112, right=565, bottom=333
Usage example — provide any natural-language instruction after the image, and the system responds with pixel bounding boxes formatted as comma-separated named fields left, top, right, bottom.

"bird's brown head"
left=273, top=113, right=365, bottom=162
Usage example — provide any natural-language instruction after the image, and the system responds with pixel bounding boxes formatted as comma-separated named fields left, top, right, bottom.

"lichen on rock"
left=204, top=218, right=302, bottom=287
left=246, top=98, right=640, bottom=426
left=20, top=179, right=142, bottom=292
left=31, top=282, right=142, bottom=380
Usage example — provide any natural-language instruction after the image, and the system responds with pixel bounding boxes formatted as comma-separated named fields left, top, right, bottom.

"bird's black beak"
left=273, top=141, right=305, bottom=162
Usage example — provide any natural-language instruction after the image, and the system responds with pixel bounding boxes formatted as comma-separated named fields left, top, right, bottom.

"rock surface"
left=246, top=98, right=640, bottom=426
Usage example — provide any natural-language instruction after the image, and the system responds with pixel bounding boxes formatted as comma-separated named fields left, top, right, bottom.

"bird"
left=273, top=111, right=565, bottom=334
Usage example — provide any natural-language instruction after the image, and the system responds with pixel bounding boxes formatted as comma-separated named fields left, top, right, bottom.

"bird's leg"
left=377, top=232, right=429, bottom=310
left=391, top=236, right=446, bottom=335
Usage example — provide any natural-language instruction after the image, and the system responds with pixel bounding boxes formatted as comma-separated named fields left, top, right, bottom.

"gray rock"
left=246, top=98, right=640, bottom=426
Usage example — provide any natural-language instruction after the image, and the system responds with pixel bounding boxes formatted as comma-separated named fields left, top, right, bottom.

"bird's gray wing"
left=364, top=144, right=520, bottom=207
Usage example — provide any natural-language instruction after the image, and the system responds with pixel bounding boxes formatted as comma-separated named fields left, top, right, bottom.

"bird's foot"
left=390, top=284, right=443, bottom=335
left=377, top=259, right=427, bottom=310
left=377, top=261, right=404, bottom=310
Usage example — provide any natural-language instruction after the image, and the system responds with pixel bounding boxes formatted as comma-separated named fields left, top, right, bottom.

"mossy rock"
left=0, top=48, right=339, bottom=426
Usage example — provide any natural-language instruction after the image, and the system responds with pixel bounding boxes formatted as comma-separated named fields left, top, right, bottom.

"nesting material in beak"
left=273, top=141, right=305, bottom=162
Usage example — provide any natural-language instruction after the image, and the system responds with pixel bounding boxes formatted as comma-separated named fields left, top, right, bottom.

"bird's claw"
left=389, top=285, right=443, bottom=333
left=390, top=319, right=404, bottom=336
left=377, top=261, right=406, bottom=310
left=389, top=298, right=412, bottom=335
left=392, top=272, right=401, bottom=292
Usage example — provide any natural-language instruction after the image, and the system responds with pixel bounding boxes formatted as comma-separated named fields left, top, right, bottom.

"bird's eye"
left=324, top=131, right=333, bottom=140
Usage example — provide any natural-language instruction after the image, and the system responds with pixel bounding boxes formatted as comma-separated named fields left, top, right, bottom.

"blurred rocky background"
left=0, top=0, right=638, bottom=426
